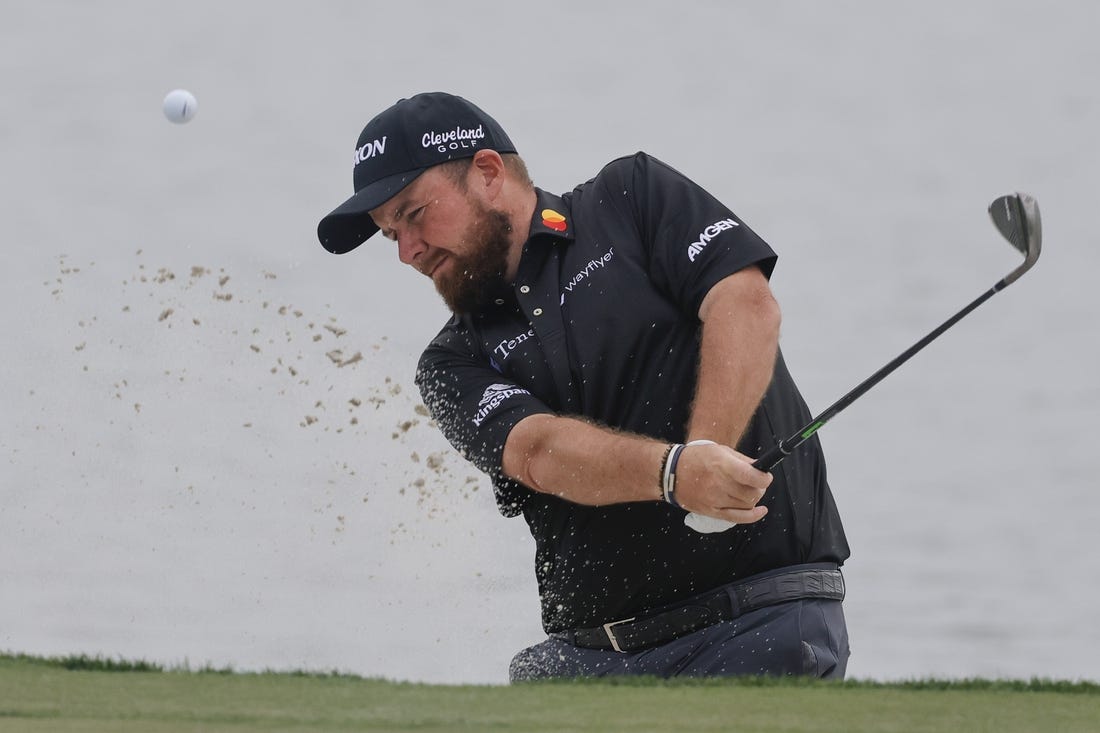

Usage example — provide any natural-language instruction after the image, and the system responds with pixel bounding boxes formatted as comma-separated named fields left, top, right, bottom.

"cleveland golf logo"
left=472, top=383, right=530, bottom=426
left=422, top=124, right=486, bottom=152
left=687, top=217, right=740, bottom=262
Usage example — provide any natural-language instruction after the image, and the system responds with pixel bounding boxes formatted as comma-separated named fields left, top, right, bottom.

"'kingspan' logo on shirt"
left=472, top=383, right=530, bottom=427
left=687, top=218, right=740, bottom=262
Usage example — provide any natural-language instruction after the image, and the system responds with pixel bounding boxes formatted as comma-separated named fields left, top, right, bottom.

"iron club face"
left=989, top=193, right=1042, bottom=286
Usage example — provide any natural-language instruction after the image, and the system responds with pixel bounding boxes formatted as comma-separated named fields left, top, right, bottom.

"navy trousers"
left=510, top=599, right=849, bottom=681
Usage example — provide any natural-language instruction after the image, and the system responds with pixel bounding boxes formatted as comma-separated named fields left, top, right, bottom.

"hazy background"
left=2, top=1, right=1098, bottom=684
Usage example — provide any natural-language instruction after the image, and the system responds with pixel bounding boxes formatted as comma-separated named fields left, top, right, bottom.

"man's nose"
left=396, top=230, right=427, bottom=267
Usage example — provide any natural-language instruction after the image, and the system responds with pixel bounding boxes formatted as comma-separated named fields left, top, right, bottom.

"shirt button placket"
left=518, top=284, right=542, bottom=317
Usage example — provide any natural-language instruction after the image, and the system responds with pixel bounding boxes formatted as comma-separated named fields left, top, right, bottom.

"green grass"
left=3, top=652, right=1099, bottom=733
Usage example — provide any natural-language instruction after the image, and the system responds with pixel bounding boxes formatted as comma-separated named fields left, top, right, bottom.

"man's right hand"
left=671, top=441, right=771, bottom=524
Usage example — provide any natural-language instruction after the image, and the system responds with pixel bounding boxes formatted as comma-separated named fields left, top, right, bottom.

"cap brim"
left=317, top=168, right=428, bottom=254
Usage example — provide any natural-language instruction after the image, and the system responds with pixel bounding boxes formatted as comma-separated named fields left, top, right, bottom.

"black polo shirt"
left=416, top=152, right=849, bottom=633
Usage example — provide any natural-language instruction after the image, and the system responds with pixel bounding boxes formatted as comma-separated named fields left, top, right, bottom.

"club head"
left=989, top=193, right=1042, bottom=285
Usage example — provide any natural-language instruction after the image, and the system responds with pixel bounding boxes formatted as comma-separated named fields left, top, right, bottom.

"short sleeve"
left=415, top=323, right=553, bottom=516
left=623, top=153, right=778, bottom=317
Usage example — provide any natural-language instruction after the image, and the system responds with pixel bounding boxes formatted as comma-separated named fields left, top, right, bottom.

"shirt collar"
left=526, top=189, right=575, bottom=242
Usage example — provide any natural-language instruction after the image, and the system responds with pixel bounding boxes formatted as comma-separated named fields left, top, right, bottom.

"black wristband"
left=658, top=443, right=676, bottom=500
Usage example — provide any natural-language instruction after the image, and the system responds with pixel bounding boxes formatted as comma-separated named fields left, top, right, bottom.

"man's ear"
left=470, top=149, right=506, bottom=201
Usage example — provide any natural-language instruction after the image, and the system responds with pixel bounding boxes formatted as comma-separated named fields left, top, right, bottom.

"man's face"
left=369, top=166, right=512, bottom=314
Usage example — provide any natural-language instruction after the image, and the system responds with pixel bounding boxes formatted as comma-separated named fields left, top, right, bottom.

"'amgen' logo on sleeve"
left=687, top=218, right=740, bottom=262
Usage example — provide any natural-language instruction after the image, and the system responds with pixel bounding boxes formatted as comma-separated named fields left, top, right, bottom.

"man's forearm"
left=502, top=414, right=667, bottom=506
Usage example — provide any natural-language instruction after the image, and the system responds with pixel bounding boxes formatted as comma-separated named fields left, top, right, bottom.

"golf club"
left=686, top=192, right=1043, bottom=534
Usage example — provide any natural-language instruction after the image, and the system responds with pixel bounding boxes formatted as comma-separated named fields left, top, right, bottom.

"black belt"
left=551, top=564, right=844, bottom=653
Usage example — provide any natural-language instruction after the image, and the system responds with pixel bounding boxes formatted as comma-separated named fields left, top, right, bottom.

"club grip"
left=752, top=444, right=789, bottom=473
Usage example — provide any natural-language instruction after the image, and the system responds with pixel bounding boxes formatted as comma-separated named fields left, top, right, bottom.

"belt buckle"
left=601, top=616, right=636, bottom=653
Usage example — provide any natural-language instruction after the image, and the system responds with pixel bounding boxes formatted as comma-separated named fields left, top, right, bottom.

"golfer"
left=318, top=92, right=850, bottom=680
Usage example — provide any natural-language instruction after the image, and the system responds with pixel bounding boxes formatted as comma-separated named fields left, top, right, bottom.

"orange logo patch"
left=541, top=209, right=567, bottom=232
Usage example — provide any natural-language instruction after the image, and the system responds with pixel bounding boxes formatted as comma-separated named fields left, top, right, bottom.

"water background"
left=2, top=1, right=1098, bottom=684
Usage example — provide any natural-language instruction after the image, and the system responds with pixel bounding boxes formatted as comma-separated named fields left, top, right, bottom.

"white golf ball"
left=163, top=89, right=198, bottom=124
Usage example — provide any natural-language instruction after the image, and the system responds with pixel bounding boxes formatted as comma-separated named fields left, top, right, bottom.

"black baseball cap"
left=317, top=92, right=517, bottom=254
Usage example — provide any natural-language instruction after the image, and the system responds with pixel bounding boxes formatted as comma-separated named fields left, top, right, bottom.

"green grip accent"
left=800, top=421, right=825, bottom=440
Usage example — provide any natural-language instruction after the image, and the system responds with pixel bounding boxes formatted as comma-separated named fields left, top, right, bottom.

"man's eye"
left=408, top=205, right=427, bottom=222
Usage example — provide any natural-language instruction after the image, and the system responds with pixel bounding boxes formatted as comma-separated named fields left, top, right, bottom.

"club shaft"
left=752, top=276, right=1010, bottom=472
